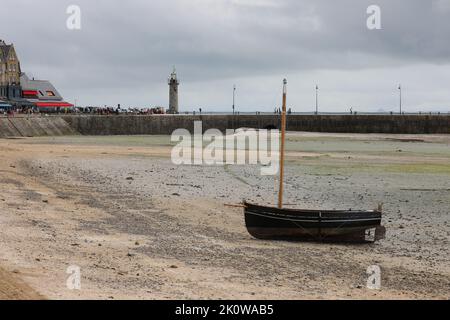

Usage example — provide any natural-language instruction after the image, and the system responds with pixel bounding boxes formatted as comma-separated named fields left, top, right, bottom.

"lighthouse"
left=168, top=67, right=179, bottom=114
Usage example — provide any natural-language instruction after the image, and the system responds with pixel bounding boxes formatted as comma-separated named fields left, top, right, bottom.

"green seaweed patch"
left=290, top=161, right=450, bottom=175
left=384, top=163, right=450, bottom=175
left=20, top=135, right=176, bottom=147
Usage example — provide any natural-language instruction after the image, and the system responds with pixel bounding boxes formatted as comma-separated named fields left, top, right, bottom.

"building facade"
left=0, top=40, right=21, bottom=100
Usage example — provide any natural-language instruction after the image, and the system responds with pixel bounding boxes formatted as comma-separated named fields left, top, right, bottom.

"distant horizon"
left=177, top=105, right=450, bottom=114
left=178, top=109, right=450, bottom=114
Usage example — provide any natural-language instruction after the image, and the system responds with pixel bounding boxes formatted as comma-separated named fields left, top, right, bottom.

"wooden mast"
left=278, top=79, right=287, bottom=209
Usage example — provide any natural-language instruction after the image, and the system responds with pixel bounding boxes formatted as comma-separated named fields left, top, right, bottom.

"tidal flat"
left=0, top=132, right=448, bottom=299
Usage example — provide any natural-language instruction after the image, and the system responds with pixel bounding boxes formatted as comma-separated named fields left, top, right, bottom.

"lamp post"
left=232, top=85, right=236, bottom=115
left=315, top=85, right=319, bottom=115
left=398, top=84, right=402, bottom=114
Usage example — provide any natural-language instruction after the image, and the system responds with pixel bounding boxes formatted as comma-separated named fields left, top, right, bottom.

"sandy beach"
left=0, top=133, right=449, bottom=299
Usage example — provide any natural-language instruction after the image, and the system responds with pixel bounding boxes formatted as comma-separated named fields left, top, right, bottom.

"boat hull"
left=244, top=202, right=385, bottom=242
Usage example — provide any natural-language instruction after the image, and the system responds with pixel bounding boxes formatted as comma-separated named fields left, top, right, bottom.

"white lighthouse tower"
left=168, top=67, right=179, bottom=114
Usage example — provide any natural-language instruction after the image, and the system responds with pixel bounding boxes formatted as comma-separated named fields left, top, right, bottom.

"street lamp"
left=232, top=85, right=236, bottom=115
left=315, top=85, right=319, bottom=115
left=398, top=84, right=402, bottom=114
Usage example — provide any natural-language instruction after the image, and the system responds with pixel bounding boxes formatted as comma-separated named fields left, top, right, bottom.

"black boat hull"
left=244, top=202, right=385, bottom=242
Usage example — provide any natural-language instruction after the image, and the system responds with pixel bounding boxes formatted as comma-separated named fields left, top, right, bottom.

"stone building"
left=168, top=68, right=179, bottom=114
left=0, top=40, right=22, bottom=100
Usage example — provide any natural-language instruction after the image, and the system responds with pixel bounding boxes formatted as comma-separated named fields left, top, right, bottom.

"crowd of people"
left=0, top=106, right=38, bottom=116
left=76, top=106, right=166, bottom=115
left=3, top=105, right=446, bottom=117
left=0, top=106, right=167, bottom=116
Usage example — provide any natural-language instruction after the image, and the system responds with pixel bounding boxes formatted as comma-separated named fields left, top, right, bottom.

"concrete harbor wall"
left=62, top=114, right=450, bottom=135
left=0, top=116, right=78, bottom=138
left=0, top=114, right=449, bottom=138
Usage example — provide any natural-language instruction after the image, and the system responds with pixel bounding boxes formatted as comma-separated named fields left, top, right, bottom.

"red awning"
left=35, top=102, right=74, bottom=108
left=23, top=90, right=38, bottom=95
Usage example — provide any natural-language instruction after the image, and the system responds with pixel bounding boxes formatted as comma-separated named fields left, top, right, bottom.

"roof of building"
left=19, top=73, right=73, bottom=108
left=20, top=73, right=63, bottom=101
left=0, top=40, right=13, bottom=61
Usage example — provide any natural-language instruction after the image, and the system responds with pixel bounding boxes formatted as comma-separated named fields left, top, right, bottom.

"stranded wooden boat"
left=243, top=79, right=385, bottom=243
left=244, top=202, right=386, bottom=242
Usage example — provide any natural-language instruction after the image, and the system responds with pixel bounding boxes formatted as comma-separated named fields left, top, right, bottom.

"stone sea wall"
left=0, top=114, right=448, bottom=138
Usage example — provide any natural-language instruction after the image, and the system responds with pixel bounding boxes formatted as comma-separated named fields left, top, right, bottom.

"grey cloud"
left=1, top=0, right=449, bottom=111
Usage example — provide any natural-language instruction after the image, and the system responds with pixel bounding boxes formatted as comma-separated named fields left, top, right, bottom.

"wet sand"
left=0, top=133, right=449, bottom=299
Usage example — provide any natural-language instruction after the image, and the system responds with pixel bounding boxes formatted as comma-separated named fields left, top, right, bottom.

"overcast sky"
left=2, top=0, right=450, bottom=112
